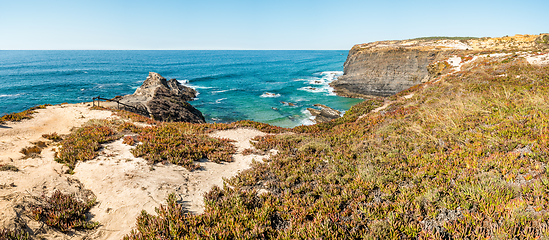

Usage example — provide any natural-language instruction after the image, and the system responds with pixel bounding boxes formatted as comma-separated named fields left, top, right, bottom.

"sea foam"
left=298, top=71, right=342, bottom=95
left=260, top=92, right=281, bottom=98
left=0, top=94, right=21, bottom=98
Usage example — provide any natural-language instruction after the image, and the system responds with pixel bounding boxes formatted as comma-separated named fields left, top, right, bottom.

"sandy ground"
left=0, top=104, right=270, bottom=239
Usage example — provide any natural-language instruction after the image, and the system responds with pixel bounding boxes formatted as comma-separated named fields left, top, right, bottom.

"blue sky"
left=0, top=0, right=547, bottom=50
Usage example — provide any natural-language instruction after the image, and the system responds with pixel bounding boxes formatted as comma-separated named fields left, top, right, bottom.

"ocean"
left=0, top=50, right=362, bottom=128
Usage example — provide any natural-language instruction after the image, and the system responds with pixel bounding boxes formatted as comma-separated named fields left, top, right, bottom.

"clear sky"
left=0, top=0, right=547, bottom=50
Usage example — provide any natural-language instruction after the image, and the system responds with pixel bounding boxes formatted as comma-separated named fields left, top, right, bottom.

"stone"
left=307, top=104, right=341, bottom=123
left=119, top=72, right=205, bottom=123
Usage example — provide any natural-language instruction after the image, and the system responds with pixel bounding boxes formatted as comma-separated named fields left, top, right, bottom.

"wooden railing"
left=92, top=96, right=149, bottom=116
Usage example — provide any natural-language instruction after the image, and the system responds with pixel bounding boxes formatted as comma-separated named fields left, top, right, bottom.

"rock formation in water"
left=307, top=104, right=341, bottom=123
left=119, top=72, right=205, bottom=123
left=331, top=34, right=549, bottom=98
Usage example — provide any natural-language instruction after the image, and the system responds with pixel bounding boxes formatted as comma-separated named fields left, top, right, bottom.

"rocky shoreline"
left=331, top=34, right=549, bottom=98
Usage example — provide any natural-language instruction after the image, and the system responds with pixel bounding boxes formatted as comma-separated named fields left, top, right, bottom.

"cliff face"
left=332, top=34, right=549, bottom=98
left=334, top=48, right=457, bottom=97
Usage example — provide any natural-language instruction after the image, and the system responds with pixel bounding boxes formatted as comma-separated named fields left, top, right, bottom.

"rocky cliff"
left=331, top=34, right=549, bottom=98
left=119, top=72, right=205, bottom=123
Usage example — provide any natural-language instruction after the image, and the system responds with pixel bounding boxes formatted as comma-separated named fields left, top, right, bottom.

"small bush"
left=132, top=123, right=236, bottom=171
left=118, top=122, right=140, bottom=133
left=32, top=190, right=98, bottom=232
left=115, top=110, right=158, bottom=125
left=19, top=146, right=42, bottom=159
left=42, top=132, right=62, bottom=142
left=242, top=148, right=254, bottom=155
left=55, top=121, right=121, bottom=170
left=0, top=164, right=19, bottom=172
left=123, top=136, right=135, bottom=146
left=0, top=228, right=29, bottom=240
left=0, top=104, right=51, bottom=124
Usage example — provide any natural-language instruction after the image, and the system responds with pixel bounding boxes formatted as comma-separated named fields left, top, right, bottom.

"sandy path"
left=74, top=128, right=268, bottom=240
left=0, top=103, right=113, bottom=162
left=0, top=103, right=115, bottom=238
left=0, top=103, right=270, bottom=239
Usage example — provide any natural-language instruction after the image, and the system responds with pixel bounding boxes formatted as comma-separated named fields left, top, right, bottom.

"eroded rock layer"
left=332, top=34, right=549, bottom=98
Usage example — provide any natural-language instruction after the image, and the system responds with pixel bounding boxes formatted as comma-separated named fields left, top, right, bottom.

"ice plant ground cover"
left=124, top=58, right=549, bottom=239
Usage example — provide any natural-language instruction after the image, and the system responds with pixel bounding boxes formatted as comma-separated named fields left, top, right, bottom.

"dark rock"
left=119, top=72, right=205, bottom=123
left=281, top=101, right=296, bottom=107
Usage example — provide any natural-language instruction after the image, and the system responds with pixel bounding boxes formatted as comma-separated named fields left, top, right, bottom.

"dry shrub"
left=19, top=146, right=42, bottom=159
left=123, top=136, right=136, bottom=146
left=42, top=132, right=62, bottom=142
left=31, top=190, right=98, bottom=232
left=0, top=164, right=19, bottom=172
left=55, top=121, right=121, bottom=170
left=0, top=104, right=51, bottom=124
left=131, top=123, right=236, bottom=171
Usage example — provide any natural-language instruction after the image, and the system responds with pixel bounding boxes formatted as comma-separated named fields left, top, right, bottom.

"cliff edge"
left=332, top=34, right=549, bottom=98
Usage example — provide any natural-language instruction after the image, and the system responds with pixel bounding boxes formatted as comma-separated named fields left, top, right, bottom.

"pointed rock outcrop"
left=120, top=72, right=205, bottom=123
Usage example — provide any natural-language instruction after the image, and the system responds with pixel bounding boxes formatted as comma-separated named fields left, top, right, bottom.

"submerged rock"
left=119, top=72, right=205, bottom=123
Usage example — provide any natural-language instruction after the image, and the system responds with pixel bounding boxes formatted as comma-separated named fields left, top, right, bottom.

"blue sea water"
left=0, top=50, right=362, bottom=128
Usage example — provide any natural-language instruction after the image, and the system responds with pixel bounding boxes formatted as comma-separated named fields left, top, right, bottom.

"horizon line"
left=0, top=49, right=350, bottom=51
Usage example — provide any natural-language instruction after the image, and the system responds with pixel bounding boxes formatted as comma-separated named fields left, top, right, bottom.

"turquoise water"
left=0, top=51, right=362, bottom=128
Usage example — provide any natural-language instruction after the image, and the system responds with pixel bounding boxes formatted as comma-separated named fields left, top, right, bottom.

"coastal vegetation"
left=53, top=109, right=285, bottom=172
left=0, top=104, right=51, bottom=124
left=54, top=120, right=123, bottom=171
left=0, top=228, right=29, bottom=240
left=124, top=60, right=549, bottom=238
left=31, top=190, right=98, bottom=232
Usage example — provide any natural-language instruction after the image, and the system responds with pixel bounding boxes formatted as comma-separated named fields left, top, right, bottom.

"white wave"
left=185, top=84, right=213, bottom=90
left=0, top=94, right=21, bottom=98
left=178, top=79, right=212, bottom=91
left=260, top=92, right=281, bottom=98
left=215, top=98, right=227, bottom=103
left=297, top=71, right=343, bottom=96
left=320, top=71, right=344, bottom=76
left=211, top=88, right=237, bottom=94
left=307, top=79, right=326, bottom=85
left=299, top=108, right=316, bottom=126
left=299, top=86, right=330, bottom=93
